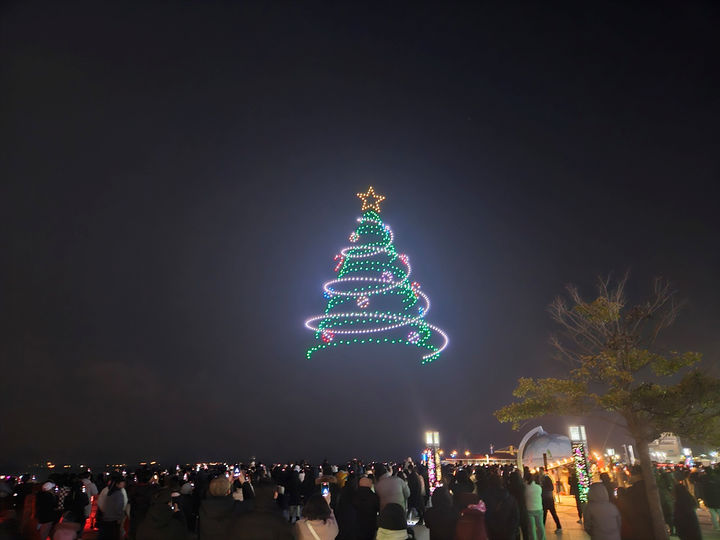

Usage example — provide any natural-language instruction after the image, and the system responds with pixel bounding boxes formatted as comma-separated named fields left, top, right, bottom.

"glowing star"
left=305, top=189, right=448, bottom=364
left=357, top=186, right=386, bottom=213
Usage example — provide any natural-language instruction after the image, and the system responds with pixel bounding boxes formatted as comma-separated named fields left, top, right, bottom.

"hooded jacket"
left=583, top=483, right=621, bottom=540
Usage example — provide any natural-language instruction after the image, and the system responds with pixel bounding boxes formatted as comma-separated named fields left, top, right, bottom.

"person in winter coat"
left=136, top=489, right=190, bottom=540
left=424, top=486, right=459, bottom=540
left=539, top=468, right=561, bottom=531
left=455, top=501, right=489, bottom=540
left=583, top=482, right=621, bottom=540
left=227, top=479, right=293, bottom=540
left=451, top=470, right=475, bottom=496
left=295, top=493, right=339, bottom=540
left=506, top=470, right=528, bottom=540
left=568, top=470, right=583, bottom=523
left=483, top=474, right=519, bottom=540
left=301, top=467, right=316, bottom=507
left=36, top=482, right=60, bottom=540
left=673, top=482, right=701, bottom=540
left=97, top=476, right=127, bottom=540
left=287, top=467, right=303, bottom=523
left=702, top=468, right=720, bottom=530
left=61, top=480, right=90, bottom=531
left=198, top=476, right=240, bottom=540
left=335, top=476, right=358, bottom=540
left=353, top=477, right=380, bottom=540
left=406, top=465, right=425, bottom=525
left=523, top=472, right=545, bottom=540
left=615, top=470, right=653, bottom=540
left=177, top=483, right=197, bottom=532
left=128, top=469, right=158, bottom=540
left=374, top=464, right=410, bottom=511
left=376, top=503, right=410, bottom=540
left=656, top=468, right=675, bottom=534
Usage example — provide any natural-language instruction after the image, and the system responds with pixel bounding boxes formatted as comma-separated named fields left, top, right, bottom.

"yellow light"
left=357, top=186, right=386, bottom=213
left=464, top=450, right=470, bottom=456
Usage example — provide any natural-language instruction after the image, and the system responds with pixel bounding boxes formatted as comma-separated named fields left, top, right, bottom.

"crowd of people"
left=0, top=458, right=718, bottom=540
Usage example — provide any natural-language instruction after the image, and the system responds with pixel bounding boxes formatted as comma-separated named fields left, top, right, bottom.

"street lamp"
left=425, top=431, right=440, bottom=448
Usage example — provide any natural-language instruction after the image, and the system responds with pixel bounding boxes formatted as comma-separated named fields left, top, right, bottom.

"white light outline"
left=306, top=213, right=449, bottom=362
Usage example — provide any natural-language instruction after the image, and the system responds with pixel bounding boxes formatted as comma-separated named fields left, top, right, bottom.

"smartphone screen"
left=321, top=482, right=330, bottom=497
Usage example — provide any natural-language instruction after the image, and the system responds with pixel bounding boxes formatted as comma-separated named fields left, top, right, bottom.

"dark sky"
left=1, top=2, right=719, bottom=468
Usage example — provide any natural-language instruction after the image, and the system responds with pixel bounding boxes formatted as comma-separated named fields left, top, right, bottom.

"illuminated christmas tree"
left=305, top=187, right=448, bottom=364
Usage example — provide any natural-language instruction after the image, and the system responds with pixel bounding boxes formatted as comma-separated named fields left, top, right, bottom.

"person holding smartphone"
left=294, top=492, right=338, bottom=540
left=135, top=488, right=190, bottom=540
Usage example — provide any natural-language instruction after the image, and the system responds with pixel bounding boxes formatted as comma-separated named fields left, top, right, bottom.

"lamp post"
left=569, top=425, right=590, bottom=504
left=424, top=431, right=441, bottom=493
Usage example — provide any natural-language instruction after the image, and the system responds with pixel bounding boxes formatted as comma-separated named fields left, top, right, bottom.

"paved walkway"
left=411, top=494, right=720, bottom=539
left=77, top=494, right=720, bottom=539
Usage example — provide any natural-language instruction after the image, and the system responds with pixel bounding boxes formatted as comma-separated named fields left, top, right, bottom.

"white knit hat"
left=42, top=482, right=55, bottom=491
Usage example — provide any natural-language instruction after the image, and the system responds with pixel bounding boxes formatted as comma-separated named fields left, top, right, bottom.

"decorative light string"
left=572, top=442, right=590, bottom=504
left=305, top=189, right=448, bottom=364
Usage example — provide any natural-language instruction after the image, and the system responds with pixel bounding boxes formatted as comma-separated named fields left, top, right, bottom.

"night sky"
left=1, top=2, right=719, bottom=469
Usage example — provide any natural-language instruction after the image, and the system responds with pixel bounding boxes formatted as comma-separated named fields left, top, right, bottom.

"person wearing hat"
left=36, top=482, right=60, bottom=540
left=376, top=503, right=410, bottom=540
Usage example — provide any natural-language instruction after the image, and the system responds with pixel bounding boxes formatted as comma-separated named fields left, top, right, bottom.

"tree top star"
left=357, top=186, right=385, bottom=213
